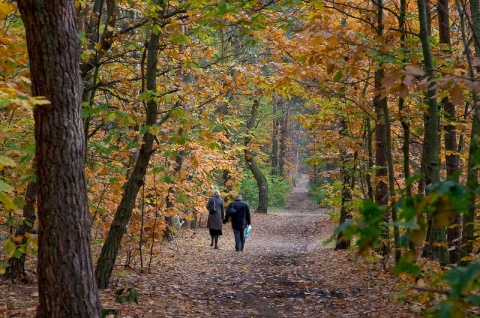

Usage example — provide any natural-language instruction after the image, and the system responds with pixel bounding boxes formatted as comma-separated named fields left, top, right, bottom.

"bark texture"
left=16, top=1, right=102, bottom=316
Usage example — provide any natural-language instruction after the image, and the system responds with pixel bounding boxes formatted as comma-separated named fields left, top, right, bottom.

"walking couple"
left=206, top=190, right=251, bottom=251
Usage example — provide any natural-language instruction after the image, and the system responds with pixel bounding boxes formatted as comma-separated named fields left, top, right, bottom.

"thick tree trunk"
left=95, top=9, right=162, bottom=288
left=3, top=181, right=37, bottom=282
left=16, top=1, right=102, bottom=316
left=245, top=100, right=268, bottom=213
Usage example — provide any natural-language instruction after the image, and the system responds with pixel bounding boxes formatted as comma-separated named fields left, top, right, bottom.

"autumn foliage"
left=2, top=0, right=480, bottom=316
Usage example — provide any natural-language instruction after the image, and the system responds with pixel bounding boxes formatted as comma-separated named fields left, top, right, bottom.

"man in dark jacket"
left=223, top=194, right=251, bottom=252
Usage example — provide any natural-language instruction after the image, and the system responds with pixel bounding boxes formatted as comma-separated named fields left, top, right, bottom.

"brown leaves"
left=0, top=178, right=414, bottom=317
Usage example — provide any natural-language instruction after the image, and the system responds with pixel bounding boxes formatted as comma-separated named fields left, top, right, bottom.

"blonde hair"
left=213, top=189, right=220, bottom=196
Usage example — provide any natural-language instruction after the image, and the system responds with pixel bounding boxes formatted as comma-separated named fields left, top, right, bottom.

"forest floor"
left=1, top=174, right=417, bottom=318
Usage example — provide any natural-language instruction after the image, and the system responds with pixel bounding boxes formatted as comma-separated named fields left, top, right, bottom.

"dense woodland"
left=1, top=0, right=480, bottom=316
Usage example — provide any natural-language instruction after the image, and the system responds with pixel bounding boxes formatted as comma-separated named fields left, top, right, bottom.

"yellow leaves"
left=0, top=33, right=13, bottom=46
left=0, top=232, right=36, bottom=258
left=3, top=239, right=16, bottom=258
left=434, top=196, right=457, bottom=228
left=408, top=221, right=427, bottom=248
left=30, top=96, right=50, bottom=106
left=0, top=2, right=15, bottom=20
left=409, top=54, right=423, bottom=64
left=0, top=155, right=16, bottom=169
left=0, top=192, right=16, bottom=210
left=310, top=31, right=339, bottom=47
left=75, top=0, right=90, bottom=10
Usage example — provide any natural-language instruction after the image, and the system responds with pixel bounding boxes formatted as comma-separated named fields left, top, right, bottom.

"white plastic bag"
left=245, top=224, right=252, bottom=238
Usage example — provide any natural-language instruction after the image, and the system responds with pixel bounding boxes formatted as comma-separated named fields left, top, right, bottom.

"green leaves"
left=0, top=155, right=16, bottom=209
left=443, top=263, right=480, bottom=297
left=426, top=263, right=480, bottom=317
left=334, top=199, right=384, bottom=255
left=0, top=262, right=8, bottom=274
left=0, top=180, right=13, bottom=193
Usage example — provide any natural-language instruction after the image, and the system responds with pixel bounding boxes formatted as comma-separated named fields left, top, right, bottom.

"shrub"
left=239, top=172, right=290, bottom=208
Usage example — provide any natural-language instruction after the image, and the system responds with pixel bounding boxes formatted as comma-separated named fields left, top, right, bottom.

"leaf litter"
left=1, top=175, right=414, bottom=317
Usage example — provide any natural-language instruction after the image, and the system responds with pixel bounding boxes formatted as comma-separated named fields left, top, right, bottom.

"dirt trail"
left=1, top=174, right=414, bottom=317
left=98, top=173, right=414, bottom=317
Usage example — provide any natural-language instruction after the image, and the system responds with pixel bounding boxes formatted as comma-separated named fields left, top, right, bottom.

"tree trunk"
left=81, top=0, right=116, bottom=147
left=16, top=1, right=102, bottom=316
left=164, top=148, right=185, bottom=241
left=278, top=97, right=290, bottom=178
left=245, top=100, right=268, bottom=213
left=399, top=0, right=411, bottom=196
left=438, top=0, right=461, bottom=265
left=418, top=0, right=448, bottom=264
left=365, top=118, right=374, bottom=201
left=3, top=181, right=37, bottom=282
left=383, top=88, right=400, bottom=263
left=95, top=6, right=163, bottom=288
left=271, top=96, right=279, bottom=175
left=373, top=0, right=389, bottom=256
left=460, top=0, right=480, bottom=261
left=336, top=117, right=352, bottom=250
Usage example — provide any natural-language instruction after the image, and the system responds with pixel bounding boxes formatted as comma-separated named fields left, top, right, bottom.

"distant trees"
left=293, top=0, right=480, bottom=270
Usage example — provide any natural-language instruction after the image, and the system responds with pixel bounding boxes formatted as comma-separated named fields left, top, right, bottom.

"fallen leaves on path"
left=1, top=176, right=415, bottom=317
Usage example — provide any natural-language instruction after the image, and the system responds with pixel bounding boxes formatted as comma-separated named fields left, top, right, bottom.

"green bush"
left=308, top=178, right=339, bottom=207
left=268, top=176, right=290, bottom=207
left=239, top=172, right=290, bottom=208
left=308, top=183, right=327, bottom=205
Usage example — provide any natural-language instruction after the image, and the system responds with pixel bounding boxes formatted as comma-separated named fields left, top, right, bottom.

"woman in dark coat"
left=206, top=190, right=225, bottom=249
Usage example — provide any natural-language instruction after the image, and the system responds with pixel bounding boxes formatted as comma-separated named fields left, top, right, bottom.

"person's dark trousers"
left=233, top=228, right=245, bottom=251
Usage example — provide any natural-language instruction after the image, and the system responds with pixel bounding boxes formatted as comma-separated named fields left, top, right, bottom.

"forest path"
left=100, top=173, right=414, bottom=317
left=0, top=174, right=415, bottom=317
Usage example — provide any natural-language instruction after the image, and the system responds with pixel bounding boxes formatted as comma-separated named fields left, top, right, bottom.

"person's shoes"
left=214, top=246, right=219, bottom=249
left=210, top=242, right=213, bottom=247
